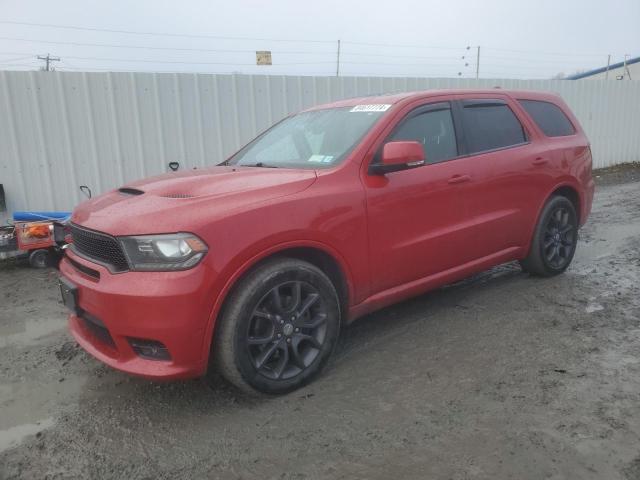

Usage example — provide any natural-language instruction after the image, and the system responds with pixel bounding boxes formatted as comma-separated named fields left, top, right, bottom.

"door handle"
left=447, top=174, right=471, bottom=184
left=532, top=157, right=548, bottom=166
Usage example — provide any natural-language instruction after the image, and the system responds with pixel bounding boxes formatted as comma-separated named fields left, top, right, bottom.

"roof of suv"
left=304, top=89, right=563, bottom=111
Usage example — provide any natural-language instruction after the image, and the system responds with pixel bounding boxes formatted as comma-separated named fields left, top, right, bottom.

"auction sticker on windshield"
left=308, top=154, right=334, bottom=163
left=350, top=104, right=391, bottom=112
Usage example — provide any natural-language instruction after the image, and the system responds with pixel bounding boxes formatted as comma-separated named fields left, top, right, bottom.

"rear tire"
left=520, top=195, right=578, bottom=277
left=211, top=258, right=341, bottom=395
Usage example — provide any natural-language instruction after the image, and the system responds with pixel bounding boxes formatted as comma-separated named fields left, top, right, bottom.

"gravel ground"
left=592, top=163, right=640, bottom=187
left=1, top=165, right=639, bottom=480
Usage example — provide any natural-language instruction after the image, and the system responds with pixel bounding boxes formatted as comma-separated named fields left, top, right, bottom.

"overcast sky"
left=1, top=0, right=638, bottom=79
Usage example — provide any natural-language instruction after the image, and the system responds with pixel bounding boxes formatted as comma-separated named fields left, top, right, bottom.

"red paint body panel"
left=61, top=89, right=594, bottom=380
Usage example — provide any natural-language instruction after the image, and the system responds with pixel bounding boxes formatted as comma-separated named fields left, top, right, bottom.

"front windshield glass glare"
left=226, top=106, right=390, bottom=169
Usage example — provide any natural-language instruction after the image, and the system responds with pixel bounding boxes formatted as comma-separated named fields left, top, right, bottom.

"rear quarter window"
left=460, top=102, right=527, bottom=154
left=518, top=100, right=576, bottom=137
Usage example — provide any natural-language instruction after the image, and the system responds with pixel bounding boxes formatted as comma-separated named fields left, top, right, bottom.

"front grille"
left=70, top=223, right=129, bottom=272
left=80, top=313, right=115, bottom=348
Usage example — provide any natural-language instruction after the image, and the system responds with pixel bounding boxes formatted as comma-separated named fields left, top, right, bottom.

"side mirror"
left=369, top=141, right=426, bottom=175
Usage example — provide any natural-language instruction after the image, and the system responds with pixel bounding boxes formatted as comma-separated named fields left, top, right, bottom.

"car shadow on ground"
left=335, top=262, right=525, bottom=362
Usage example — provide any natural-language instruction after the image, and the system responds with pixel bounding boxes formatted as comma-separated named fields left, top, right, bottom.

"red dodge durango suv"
left=60, top=89, right=595, bottom=394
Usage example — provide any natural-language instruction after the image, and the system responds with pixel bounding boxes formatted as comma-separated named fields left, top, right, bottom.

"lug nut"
left=287, top=338, right=291, bottom=343
left=295, top=328, right=299, bottom=332
left=277, top=333, right=282, bottom=338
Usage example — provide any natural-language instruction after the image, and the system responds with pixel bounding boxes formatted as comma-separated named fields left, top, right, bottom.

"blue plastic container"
left=13, top=211, right=72, bottom=222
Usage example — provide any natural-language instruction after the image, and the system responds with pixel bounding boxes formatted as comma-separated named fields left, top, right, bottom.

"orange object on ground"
left=16, top=222, right=55, bottom=250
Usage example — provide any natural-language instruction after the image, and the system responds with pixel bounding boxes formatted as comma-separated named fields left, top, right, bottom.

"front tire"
left=212, top=258, right=341, bottom=395
left=520, top=195, right=578, bottom=277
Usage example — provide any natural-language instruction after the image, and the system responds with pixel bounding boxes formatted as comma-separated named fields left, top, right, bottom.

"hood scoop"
left=119, top=187, right=145, bottom=196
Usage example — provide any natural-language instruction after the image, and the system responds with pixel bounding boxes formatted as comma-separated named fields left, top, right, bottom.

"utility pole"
left=37, top=53, right=60, bottom=71
left=605, top=54, right=611, bottom=79
left=475, top=46, right=480, bottom=79
left=336, top=39, right=341, bottom=77
left=623, top=54, right=632, bottom=80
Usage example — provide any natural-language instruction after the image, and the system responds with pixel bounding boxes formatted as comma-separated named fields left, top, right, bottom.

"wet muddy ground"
left=1, top=166, right=639, bottom=479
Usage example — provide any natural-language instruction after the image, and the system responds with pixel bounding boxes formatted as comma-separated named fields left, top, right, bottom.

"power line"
left=0, top=53, right=604, bottom=80
left=1, top=49, right=602, bottom=70
left=341, top=52, right=468, bottom=61
left=0, top=36, right=334, bottom=55
left=62, top=55, right=335, bottom=66
left=480, top=54, right=608, bottom=65
left=0, top=20, right=335, bottom=44
left=486, top=46, right=610, bottom=57
left=346, top=41, right=621, bottom=59
left=0, top=50, right=338, bottom=67
left=0, top=36, right=618, bottom=73
left=0, top=63, right=38, bottom=69
left=342, top=40, right=465, bottom=50
left=341, top=61, right=462, bottom=67
left=1, top=19, right=625, bottom=63
left=0, top=54, right=37, bottom=63
left=0, top=46, right=473, bottom=65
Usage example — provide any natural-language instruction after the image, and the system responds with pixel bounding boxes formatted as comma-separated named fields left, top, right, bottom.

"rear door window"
left=518, top=100, right=576, bottom=137
left=460, top=101, right=527, bottom=154
left=388, top=104, right=458, bottom=164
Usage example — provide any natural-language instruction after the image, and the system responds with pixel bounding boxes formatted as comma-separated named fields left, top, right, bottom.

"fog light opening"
left=128, top=338, right=171, bottom=361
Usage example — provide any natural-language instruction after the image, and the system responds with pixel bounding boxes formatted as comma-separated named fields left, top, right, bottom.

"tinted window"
left=388, top=107, right=458, bottom=163
left=461, top=102, right=526, bottom=154
left=519, top=100, right=575, bottom=137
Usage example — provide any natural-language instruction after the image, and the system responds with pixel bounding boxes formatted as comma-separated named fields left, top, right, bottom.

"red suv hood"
left=71, top=166, right=317, bottom=235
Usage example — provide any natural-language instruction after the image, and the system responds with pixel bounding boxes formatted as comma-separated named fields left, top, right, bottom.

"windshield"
left=226, top=106, right=390, bottom=169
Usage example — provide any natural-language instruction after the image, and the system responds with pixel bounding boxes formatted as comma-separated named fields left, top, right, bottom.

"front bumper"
left=60, top=248, right=214, bottom=380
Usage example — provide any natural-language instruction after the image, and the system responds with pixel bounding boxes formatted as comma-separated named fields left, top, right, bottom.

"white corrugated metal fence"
left=1, top=71, right=639, bottom=213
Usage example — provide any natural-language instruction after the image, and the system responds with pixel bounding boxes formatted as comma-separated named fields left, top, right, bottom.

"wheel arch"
left=202, top=241, right=353, bottom=369
left=550, top=184, right=581, bottom=225
left=523, top=181, right=582, bottom=259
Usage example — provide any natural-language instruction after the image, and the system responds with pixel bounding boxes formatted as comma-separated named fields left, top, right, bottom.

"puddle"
left=0, top=316, right=65, bottom=348
left=0, top=418, right=55, bottom=453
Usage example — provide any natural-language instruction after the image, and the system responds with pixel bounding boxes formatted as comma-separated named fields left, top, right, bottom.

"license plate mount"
left=59, top=276, right=79, bottom=315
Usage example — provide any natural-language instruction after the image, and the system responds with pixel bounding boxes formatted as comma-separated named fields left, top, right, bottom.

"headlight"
left=119, top=233, right=208, bottom=271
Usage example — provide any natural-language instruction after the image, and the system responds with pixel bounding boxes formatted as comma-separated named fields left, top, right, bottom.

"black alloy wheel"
left=212, top=258, right=341, bottom=394
left=246, top=281, right=328, bottom=380
left=542, top=206, right=575, bottom=269
left=520, top=195, right=578, bottom=276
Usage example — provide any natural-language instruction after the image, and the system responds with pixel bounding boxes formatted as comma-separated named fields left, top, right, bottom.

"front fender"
left=198, top=237, right=356, bottom=370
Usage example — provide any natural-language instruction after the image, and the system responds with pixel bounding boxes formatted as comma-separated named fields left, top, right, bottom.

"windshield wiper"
left=248, top=162, right=279, bottom=168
